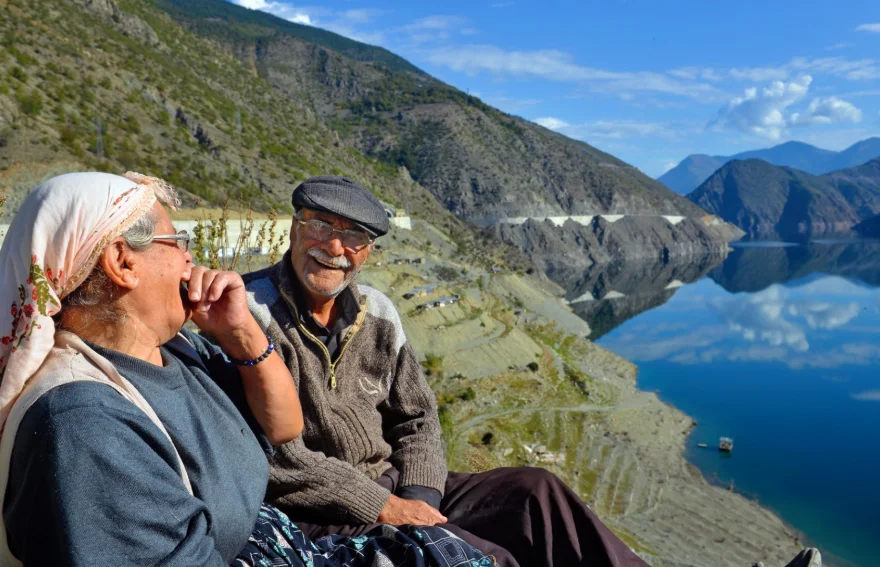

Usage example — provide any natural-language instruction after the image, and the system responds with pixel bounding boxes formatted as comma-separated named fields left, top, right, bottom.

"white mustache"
left=308, top=248, right=351, bottom=269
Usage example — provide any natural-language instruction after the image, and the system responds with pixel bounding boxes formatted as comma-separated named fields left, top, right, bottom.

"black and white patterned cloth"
left=234, top=504, right=496, bottom=567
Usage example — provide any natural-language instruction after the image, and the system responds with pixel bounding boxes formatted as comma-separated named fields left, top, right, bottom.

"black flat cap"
left=291, top=176, right=390, bottom=237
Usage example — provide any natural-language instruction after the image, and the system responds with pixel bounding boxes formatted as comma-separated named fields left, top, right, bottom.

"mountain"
left=656, top=154, right=726, bottom=197
left=659, top=138, right=880, bottom=195
left=0, top=0, right=738, bottom=273
left=155, top=0, right=708, bottom=220
left=687, top=158, right=880, bottom=238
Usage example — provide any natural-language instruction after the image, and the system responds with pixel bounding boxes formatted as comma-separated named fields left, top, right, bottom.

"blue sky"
left=230, top=0, right=880, bottom=177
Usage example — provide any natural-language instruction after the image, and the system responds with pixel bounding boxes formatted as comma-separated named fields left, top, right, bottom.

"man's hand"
left=377, top=494, right=448, bottom=526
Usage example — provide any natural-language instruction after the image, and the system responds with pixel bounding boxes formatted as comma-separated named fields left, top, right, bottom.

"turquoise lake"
left=568, top=240, right=880, bottom=567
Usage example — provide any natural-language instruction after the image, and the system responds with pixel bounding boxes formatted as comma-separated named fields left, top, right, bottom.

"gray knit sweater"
left=244, top=255, right=447, bottom=525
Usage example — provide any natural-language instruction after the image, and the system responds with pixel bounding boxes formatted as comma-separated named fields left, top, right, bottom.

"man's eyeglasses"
left=151, top=230, right=191, bottom=252
left=295, top=218, right=374, bottom=251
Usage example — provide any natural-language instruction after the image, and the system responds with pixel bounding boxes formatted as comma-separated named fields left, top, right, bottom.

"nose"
left=323, top=236, right=346, bottom=257
left=184, top=249, right=193, bottom=264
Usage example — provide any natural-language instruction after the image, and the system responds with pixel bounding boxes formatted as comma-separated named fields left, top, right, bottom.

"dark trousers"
left=293, top=466, right=648, bottom=567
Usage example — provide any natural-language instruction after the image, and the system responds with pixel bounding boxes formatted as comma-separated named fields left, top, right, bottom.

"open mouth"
left=311, top=256, right=345, bottom=270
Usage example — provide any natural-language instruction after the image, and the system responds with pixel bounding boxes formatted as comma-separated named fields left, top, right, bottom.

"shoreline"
left=359, top=220, right=807, bottom=566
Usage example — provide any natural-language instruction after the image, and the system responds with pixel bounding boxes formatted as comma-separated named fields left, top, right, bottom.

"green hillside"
left=0, top=0, right=529, bottom=267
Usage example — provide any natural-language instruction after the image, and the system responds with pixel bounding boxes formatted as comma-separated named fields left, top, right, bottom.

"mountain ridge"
left=659, top=138, right=880, bottom=195
left=687, top=157, right=880, bottom=238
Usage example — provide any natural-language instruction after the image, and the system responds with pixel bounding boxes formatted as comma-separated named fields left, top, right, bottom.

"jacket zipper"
left=280, top=286, right=364, bottom=390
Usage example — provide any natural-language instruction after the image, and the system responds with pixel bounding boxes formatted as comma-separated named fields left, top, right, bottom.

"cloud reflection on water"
left=602, top=275, right=879, bottom=370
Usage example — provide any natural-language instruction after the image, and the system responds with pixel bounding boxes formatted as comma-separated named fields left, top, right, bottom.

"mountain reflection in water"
left=585, top=239, right=880, bottom=567
left=555, top=253, right=725, bottom=340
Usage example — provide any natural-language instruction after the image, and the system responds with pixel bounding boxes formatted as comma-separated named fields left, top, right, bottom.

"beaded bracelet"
left=232, top=341, right=275, bottom=367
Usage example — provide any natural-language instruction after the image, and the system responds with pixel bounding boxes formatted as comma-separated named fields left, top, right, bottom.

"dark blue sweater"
left=4, top=331, right=269, bottom=566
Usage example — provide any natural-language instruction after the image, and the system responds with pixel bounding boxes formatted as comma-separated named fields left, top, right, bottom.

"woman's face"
left=129, top=202, right=193, bottom=342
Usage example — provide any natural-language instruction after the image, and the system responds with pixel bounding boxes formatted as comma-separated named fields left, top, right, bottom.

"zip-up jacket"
left=243, top=254, right=447, bottom=525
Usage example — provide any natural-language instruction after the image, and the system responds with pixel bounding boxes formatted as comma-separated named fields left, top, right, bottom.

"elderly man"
left=242, top=175, right=651, bottom=567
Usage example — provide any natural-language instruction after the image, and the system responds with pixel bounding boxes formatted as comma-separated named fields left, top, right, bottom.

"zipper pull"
left=330, top=367, right=337, bottom=389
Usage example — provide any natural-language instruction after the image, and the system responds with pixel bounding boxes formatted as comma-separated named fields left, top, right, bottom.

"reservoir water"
left=568, top=240, right=880, bottom=567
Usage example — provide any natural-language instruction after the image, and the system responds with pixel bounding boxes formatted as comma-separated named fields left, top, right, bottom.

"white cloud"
left=712, top=76, right=812, bottom=140
left=852, top=390, right=880, bottom=401
left=791, top=96, right=863, bottom=125
left=288, top=13, right=313, bottom=25
left=661, top=160, right=679, bottom=174
left=402, top=15, right=468, bottom=31
left=425, top=45, right=719, bottom=100
left=338, top=9, right=381, bottom=25
left=234, top=0, right=280, bottom=9
left=729, top=65, right=790, bottom=82
left=534, top=117, right=569, bottom=130
left=668, top=67, right=724, bottom=82
left=826, top=42, right=856, bottom=51
left=711, top=75, right=863, bottom=140
left=231, top=1, right=385, bottom=44
left=562, top=120, right=681, bottom=140
left=856, top=23, right=880, bottom=33
left=726, top=57, right=880, bottom=82
left=397, top=15, right=473, bottom=45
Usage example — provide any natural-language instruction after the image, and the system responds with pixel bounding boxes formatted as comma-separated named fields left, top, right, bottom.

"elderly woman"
left=0, top=172, right=493, bottom=567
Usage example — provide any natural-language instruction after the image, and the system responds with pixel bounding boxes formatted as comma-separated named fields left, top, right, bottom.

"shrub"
left=8, top=66, right=28, bottom=83
left=437, top=404, right=454, bottom=443
left=422, top=353, right=443, bottom=376
left=16, top=88, right=43, bottom=116
left=459, top=387, right=476, bottom=401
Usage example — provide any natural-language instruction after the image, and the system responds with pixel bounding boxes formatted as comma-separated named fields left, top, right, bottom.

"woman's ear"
left=100, top=239, right=139, bottom=290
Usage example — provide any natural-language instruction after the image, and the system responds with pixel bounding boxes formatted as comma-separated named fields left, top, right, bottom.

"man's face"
left=290, top=208, right=374, bottom=300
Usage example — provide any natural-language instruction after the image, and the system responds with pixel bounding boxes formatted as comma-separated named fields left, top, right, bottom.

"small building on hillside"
left=403, top=284, right=437, bottom=300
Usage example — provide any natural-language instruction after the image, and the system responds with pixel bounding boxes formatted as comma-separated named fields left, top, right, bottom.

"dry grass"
left=190, top=198, right=286, bottom=272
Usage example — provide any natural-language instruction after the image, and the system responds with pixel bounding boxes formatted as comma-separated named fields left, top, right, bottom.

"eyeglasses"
left=295, top=218, right=374, bottom=251
left=151, top=230, right=191, bottom=252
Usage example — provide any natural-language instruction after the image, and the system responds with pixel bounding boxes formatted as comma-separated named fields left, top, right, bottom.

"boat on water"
left=719, top=437, right=734, bottom=452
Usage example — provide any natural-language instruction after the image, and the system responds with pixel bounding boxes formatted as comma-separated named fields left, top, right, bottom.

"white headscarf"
left=0, top=171, right=178, bottom=430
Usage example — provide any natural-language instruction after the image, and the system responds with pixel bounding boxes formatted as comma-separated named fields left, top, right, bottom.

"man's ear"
left=99, top=239, right=140, bottom=290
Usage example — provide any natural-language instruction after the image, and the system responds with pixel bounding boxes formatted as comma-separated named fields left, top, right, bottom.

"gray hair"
left=56, top=210, right=159, bottom=331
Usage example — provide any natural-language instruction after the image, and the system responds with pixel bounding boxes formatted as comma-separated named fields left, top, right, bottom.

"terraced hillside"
left=357, top=220, right=804, bottom=567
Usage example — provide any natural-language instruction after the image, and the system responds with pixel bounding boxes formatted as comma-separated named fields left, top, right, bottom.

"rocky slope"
left=660, top=138, right=880, bottom=195
left=496, top=214, right=742, bottom=275
left=146, top=0, right=739, bottom=257
left=688, top=158, right=880, bottom=238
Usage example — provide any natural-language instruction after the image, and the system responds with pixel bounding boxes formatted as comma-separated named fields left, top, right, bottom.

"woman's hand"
left=184, top=266, right=252, bottom=339
left=184, top=266, right=303, bottom=445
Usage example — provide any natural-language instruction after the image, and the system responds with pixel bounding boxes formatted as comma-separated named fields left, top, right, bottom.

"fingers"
left=425, top=505, right=447, bottom=524
left=413, top=502, right=447, bottom=526
left=186, top=267, right=243, bottom=311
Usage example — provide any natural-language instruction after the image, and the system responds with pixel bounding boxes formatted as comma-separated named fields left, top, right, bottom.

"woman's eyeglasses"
left=151, top=230, right=191, bottom=252
left=295, top=218, right=374, bottom=251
